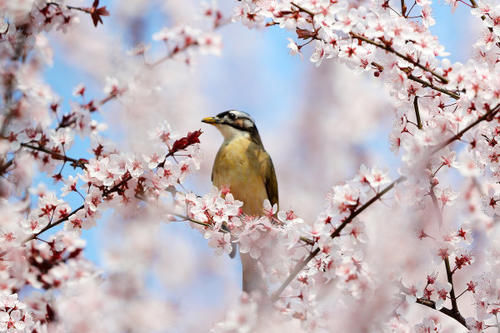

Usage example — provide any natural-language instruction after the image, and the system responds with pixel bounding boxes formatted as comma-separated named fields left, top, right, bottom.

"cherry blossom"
left=415, top=317, right=441, bottom=333
left=0, top=0, right=498, bottom=332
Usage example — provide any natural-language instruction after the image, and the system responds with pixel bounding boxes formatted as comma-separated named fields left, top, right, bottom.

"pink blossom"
left=435, top=187, right=458, bottom=207
left=310, top=40, right=333, bottom=67
left=72, top=83, right=85, bottom=97
left=287, top=38, right=302, bottom=58
left=0, top=0, right=499, bottom=331
left=61, top=175, right=78, bottom=197
left=207, top=232, right=233, bottom=255
left=415, top=317, right=440, bottom=333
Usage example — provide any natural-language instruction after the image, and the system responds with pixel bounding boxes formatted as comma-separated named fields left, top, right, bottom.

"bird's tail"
left=222, top=223, right=238, bottom=259
left=241, top=253, right=266, bottom=293
left=229, top=243, right=238, bottom=259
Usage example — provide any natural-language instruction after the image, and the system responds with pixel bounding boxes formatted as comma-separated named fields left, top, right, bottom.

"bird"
left=202, top=110, right=278, bottom=293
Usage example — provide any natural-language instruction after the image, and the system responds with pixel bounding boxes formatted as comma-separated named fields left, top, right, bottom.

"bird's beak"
left=202, top=116, right=219, bottom=125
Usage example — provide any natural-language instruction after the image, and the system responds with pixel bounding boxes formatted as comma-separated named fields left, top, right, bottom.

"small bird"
left=202, top=110, right=278, bottom=293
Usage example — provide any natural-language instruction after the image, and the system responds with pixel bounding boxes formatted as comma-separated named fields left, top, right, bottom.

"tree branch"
left=271, top=176, right=406, bottom=302
left=98, top=88, right=126, bottom=105
left=24, top=205, right=85, bottom=243
left=146, top=42, right=198, bottom=67
left=369, top=61, right=459, bottom=99
left=283, top=5, right=459, bottom=98
left=291, top=2, right=315, bottom=16
left=413, top=96, right=423, bottom=130
left=416, top=298, right=467, bottom=327
left=432, top=103, right=500, bottom=154
left=21, top=143, right=87, bottom=169
left=272, top=100, right=497, bottom=304
left=275, top=98, right=496, bottom=311
left=401, top=0, right=407, bottom=16
left=300, top=236, right=315, bottom=246
left=145, top=20, right=228, bottom=68
left=24, top=173, right=135, bottom=242
left=0, top=158, right=13, bottom=176
left=423, top=182, right=467, bottom=327
left=24, top=131, right=201, bottom=241
left=171, top=213, right=227, bottom=230
left=349, top=32, right=449, bottom=85
left=444, top=256, right=460, bottom=314
left=407, top=74, right=460, bottom=100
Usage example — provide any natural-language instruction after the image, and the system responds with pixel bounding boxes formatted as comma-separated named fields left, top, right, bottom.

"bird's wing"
left=262, top=151, right=279, bottom=208
left=211, top=147, right=222, bottom=183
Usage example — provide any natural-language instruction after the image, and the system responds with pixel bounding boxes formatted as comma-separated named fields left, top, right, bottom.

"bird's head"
left=202, top=110, right=262, bottom=145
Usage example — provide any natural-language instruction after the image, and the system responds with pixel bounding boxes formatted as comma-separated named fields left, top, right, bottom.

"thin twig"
left=145, top=19, right=228, bottom=67
left=407, top=1, right=417, bottom=16
left=98, top=89, right=125, bottom=105
left=20, top=142, right=86, bottom=169
left=25, top=175, right=132, bottom=241
left=432, top=103, right=500, bottom=154
left=299, top=236, right=315, bottom=246
left=65, top=5, right=91, bottom=13
left=291, top=2, right=315, bottom=16
left=425, top=182, right=466, bottom=326
left=407, top=74, right=459, bottom=100
left=350, top=32, right=449, bottom=84
left=24, top=205, right=85, bottom=243
left=171, top=213, right=222, bottom=230
left=455, top=288, right=468, bottom=299
left=414, top=96, right=423, bottom=129
left=146, top=43, right=195, bottom=67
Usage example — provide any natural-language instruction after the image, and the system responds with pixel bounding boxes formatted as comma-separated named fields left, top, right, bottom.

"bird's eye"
left=228, top=112, right=236, bottom=120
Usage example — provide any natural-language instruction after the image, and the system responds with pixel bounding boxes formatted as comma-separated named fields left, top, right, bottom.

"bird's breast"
left=212, top=137, right=268, bottom=216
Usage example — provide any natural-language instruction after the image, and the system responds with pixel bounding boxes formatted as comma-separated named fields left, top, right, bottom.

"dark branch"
left=416, top=298, right=467, bottom=327
left=444, top=256, right=461, bottom=315
left=291, top=2, right=315, bottom=16
left=24, top=205, right=85, bottom=243
left=271, top=176, right=406, bottom=301
left=350, top=32, right=450, bottom=85
left=432, top=103, right=500, bottom=154
left=425, top=182, right=466, bottom=327
left=0, top=158, right=13, bottom=176
left=21, top=143, right=87, bottom=169
left=407, top=74, right=460, bottom=100
left=413, top=96, right=423, bottom=129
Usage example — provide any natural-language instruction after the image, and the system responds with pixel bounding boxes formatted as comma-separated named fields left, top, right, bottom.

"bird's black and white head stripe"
left=216, top=110, right=257, bottom=132
left=208, top=110, right=263, bottom=146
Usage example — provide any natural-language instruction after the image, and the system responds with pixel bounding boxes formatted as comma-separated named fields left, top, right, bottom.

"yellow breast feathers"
left=212, top=135, right=278, bottom=216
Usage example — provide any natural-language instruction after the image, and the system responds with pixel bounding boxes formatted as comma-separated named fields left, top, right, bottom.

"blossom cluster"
left=139, top=2, right=225, bottom=66
left=232, top=0, right=499, bottom=184
left=0, top=1, right=216, bottom=330
left=152, top=26, right=222, bottom=60
left=229, top=0, right=500, bottom=331
left=178, top=166, right=392, bottom=331
left=0, top=0, right=499, bottom=332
